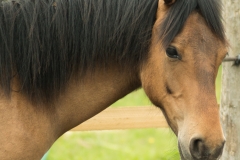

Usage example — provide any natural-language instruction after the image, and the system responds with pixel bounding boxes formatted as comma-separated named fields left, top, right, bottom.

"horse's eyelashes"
left=166, top=46, right=181, bottom=60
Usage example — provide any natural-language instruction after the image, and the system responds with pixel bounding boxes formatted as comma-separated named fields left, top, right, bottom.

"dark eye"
left=166, top=46, right=181, bottom=60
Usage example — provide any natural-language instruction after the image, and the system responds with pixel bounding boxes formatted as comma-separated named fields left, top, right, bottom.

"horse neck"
left=0, top=66, right=140, bottom=160
left=54, top=67, right=141, bottom=134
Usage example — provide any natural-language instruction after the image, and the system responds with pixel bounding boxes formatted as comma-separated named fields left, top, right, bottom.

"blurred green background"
left=44, top=67, right=222, bottom=160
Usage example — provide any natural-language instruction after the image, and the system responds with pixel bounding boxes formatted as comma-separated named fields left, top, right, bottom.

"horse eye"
left=166, top=47, right=181, bottom=59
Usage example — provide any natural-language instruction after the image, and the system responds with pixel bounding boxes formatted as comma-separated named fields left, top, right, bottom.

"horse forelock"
left=0, top=0, right=158, bottom=104
left=158, top=0, right=226, bottom=49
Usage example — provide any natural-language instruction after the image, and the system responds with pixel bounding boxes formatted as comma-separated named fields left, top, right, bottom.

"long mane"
left=0, top=0, right=158, bottom=102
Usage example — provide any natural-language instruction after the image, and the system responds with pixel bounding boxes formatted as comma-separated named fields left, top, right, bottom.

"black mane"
left=159, top=0, right=226, bottom=49
left=0, top=0, right=226, bottom=104
left=0, top=0, right=158, bottom=102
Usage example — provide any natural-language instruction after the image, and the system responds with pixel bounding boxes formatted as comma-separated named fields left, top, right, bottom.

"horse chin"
left=178, top=141, right=191, bottom=160
left=178, top=148, right=195, bottom=160
left=178, top=141, right=195, bottom=160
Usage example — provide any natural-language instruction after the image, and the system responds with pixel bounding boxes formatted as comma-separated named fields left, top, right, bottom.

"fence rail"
left=71, top=106, right=168, bottom=131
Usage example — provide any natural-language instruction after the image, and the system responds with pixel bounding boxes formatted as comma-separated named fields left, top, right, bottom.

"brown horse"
left=0, top=0, right=227, bottom=159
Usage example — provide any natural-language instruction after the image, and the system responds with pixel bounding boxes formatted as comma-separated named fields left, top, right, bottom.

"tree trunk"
left=220, top=1, right=240, bottom=159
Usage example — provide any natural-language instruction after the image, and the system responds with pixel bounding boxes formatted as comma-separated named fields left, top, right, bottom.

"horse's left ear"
left=164, top=0, right=176, bottom=5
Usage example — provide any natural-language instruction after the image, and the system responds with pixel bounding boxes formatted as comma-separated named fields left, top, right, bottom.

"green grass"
left=45, top=67, right=222, bottom=160
left=111, top=89, right=151, bottom=107
left=47, top=129, right=179, bottom=160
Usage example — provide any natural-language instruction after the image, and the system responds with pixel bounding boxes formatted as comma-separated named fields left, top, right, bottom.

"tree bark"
left=220, top=1, right=240, bottom=159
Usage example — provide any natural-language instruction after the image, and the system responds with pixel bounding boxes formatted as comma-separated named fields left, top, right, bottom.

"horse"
left=0, top=0, right=228, bottom=159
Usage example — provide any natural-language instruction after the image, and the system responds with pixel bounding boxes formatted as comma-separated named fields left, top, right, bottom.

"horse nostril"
left=211, top=141, right=225, bottom=158
left=190, top=138, right=209, bottom=159
left=190, top=138, right=225, bottom=159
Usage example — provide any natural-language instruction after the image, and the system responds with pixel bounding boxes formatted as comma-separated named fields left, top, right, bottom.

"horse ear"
left=164, top=0, right=176, bottom=5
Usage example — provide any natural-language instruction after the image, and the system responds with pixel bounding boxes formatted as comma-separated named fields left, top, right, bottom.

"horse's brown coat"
left=0, top=0, right=228, bottom=159
left=0, top=67, right=140, bottom=160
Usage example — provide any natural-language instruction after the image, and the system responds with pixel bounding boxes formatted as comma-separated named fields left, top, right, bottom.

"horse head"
left=141, top=0, right=228, bottom=159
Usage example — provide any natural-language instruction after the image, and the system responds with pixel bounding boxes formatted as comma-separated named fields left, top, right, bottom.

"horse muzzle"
left=179, top=137, right=225, bottom=160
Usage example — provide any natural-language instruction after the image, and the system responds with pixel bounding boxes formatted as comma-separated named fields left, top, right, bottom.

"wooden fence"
left=71, top=107, right=168, bottom=131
